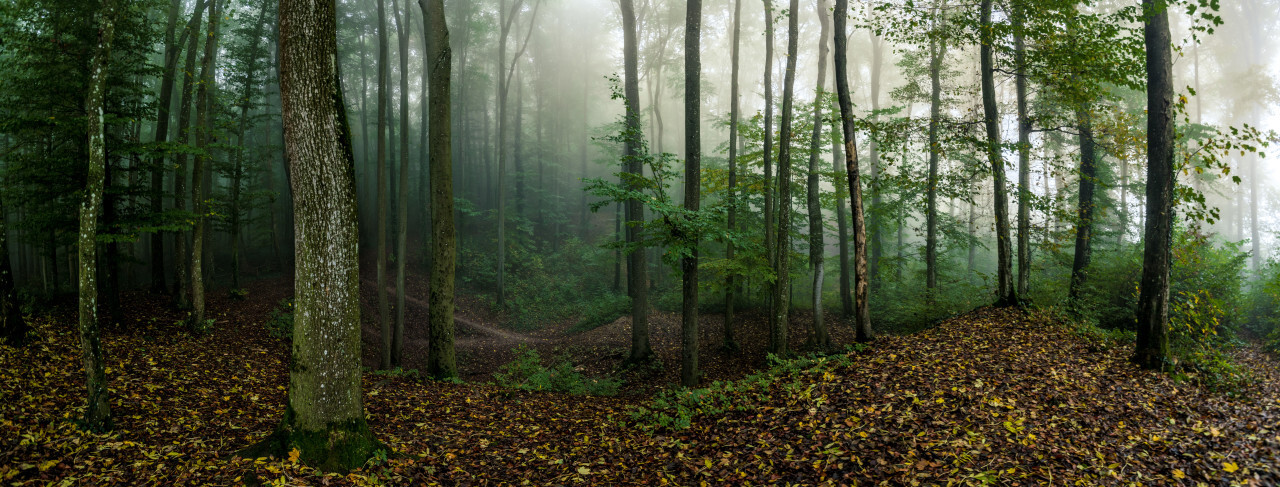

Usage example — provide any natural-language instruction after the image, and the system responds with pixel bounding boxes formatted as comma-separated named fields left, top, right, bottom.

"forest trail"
left=4, top=303, right=1278, bottom=485
left=360, top=277, right=544, bottom=345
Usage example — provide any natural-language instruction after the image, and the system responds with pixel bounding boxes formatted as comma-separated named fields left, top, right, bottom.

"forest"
left=1, top=0, right=1279, bottom=484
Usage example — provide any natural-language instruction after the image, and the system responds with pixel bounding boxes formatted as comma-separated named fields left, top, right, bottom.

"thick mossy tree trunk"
left=1134, top=0, right=1173, bottom=369
left=78, top=0, right=118, bottom=432
left=804, top=0, right=832, bottom=349
left=681, top=0, right=702, bottom=388
left=241, top=0, right=382, bottom=471
left=722, top=0, right=742, bottom=353
left=1069, top=108, right=1096, bottom=302
left=979, top=0, right=1017, bottom=307
left=620, top=0, right=652, bottom=364
left=420, top=0, right=456, bottom=380
left=834, top=0, right=872, bottom=343
left=770, top=0, right=799, bottom=356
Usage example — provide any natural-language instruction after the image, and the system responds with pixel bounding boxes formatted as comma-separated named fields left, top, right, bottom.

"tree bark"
left=620, top=0, right=651, bottom=364
left=723, top=0, right=742, bottom=352
left=1133, top=0, right=1173, bottom=369
left=770, top=0, right=799, bottom=355
left=376, top=0, right=391, bottom=370
left=172, top=0, right=208, bottom=309
left=867, top=31, right=883, bottom=290
left=979, top=0, right=1016, bottom=306
left=1014, top=4, right=1032, bottom=298
left=1069, top=108, right=1096, bottom=302
left=79, top=0, right=118, bottom=432
left=680, top=0, right=702, bottom=388
left=762, top=0, right=776, bottom=296
left=420, top=0, right=456, bottom=379
left=832, top=118, right=853, bottom=316
left=834, top=0, right=872, bottom=343
left=392, top=0, right=410, bottom=368
left=150, top=0, right=181, bottom=294
left=190, top=0, right=223, bottom=330
left=925, top=0, right=945, bottom=297
left=805, top=0, right=832, bottom=349
left=241, top=0, right=382, bottom=469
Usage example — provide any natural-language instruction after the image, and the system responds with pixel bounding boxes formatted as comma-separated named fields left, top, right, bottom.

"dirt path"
left=361, top=278, right=546, bottom=346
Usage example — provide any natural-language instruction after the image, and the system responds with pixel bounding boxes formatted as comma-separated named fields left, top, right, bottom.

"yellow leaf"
left=577, top=466, right=591, bottom=475
left=38, top=460, right=57, bottom=472
left=1223, top=462, right=1239, bottom=473
left=288, top=448, right=300, bottom=464
left=1172, top=469, right=1185, bottom=479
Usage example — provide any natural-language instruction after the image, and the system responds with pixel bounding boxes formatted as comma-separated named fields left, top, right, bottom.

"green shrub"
left=569, top=293, right=631, bottom=334
left=628, top=351, right=858, bottom=432
left=265, top=297, right=294, bottom=340
left=492, top=345, right=621, bottom=396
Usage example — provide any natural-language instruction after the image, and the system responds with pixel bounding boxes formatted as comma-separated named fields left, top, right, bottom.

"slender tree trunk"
left=418, top=7, right=431, bottom=272
left=392, top=0, right=410, bottom=368
left=241, top=0, right=382, bottom=468
left=980, top=0, right=1016, bottom=306
left=376, top=0, right=391, bottom=370
left=770, top=0, right=799, bottom=355
left=805, top=0, right=832, bottom=348
left=172, top=0, right=207, bottom=308
left=494, top=0, right=539, bottom=308
left=1014, top=5, right=1032, bottom=298
left=150, top=0, right=181, bottom=294
left=867, top=31, right=883, bottom=290
left=190, top=0, right=223, bottom=329
left=0, top=197, right=25, bottom=345
left=1069, top=108, right=1096, bottom=301
left=723, top=0, right=742, bottom=352
left=79, top=0, right=118, bottom=432
left=834, top=0, right=872, bottom=342
left=620, top=0, right=651, bottom=364
left=680, top=0, right=702, bottom=387
left=832, top=118, right=853, bottom=316
left=1133, top=0, right=1173, bottom=369
left=925, top=1, right=945, bottom=297
left=230, top=2, right=269, bottom=292
left=762, top=0, right=777, bottom=325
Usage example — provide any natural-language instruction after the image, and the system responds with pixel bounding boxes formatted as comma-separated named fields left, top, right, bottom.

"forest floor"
left=2, top=276, right=1279, bottom=485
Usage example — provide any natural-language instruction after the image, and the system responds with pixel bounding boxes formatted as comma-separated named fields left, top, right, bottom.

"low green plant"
left=264, top=297, right=294, bottom=340
left=568, top=293, right=630, bottom=334
left=191, top=318, right=215, bottom=335
left=628, top=352, right=855, bottom=432
left=492, top=345, right=621, bottom=396
left=228, top=288, right=249, bottom=300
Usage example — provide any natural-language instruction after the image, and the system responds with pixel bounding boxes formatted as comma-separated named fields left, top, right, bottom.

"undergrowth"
left=492, top=345, right=621, bottom=396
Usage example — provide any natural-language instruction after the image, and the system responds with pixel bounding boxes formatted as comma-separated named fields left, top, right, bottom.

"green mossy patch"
left=238, top=405, right=385, bottom=473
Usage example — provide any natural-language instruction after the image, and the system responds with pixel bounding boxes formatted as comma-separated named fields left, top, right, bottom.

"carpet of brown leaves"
left=2, top=288, right=1277, bottom=485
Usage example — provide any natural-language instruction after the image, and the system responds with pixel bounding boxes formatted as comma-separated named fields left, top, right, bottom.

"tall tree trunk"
left=418, top=7, right=431, bottom=272
left=834, top=0, right=872, bottom=343
left=241, top=0, right=382, bottom=468
left=376, top=0, right=391, bottom=370
left=723, top=0, right=742, bottom=352
left=1133, top=0, right=1173, bottom=369
left=392, top=0, right=410, bottom=368
left=867, top=31, right=883, bottom=290
left=191, top=0, right=223, bottom=329
left=231, top=1, right=270, bottom=292
left=1014, top=5, right=1032, bottom=298
left=925, top=0, right=945, bottom=297
left=495, top=0, right=539, bottom=308
left=172, top=0, right=208, bottom=308
left=150, top=0, right=181, bottom=294
left=79, top=0, right=118, bottom=432
left=680, top=0, right=702, bottom=387
left=421, top=0, right=456, bottom=379
left=770, top=0, right=799, bottom=355
left=831, top=118, right=853, bottom=316
left=0, top=196, right=25, bottom=345
left=805, top=0, right=831, bottom=348
left=1069, top=108, right=1096, bottom=301
left=762, top=0, right=776, bottom=289
left=359, top=32, right=371, bottom=250
left=979, top=0, right=1016, bottom=306
left=620, top=0, right=651, bottom=364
